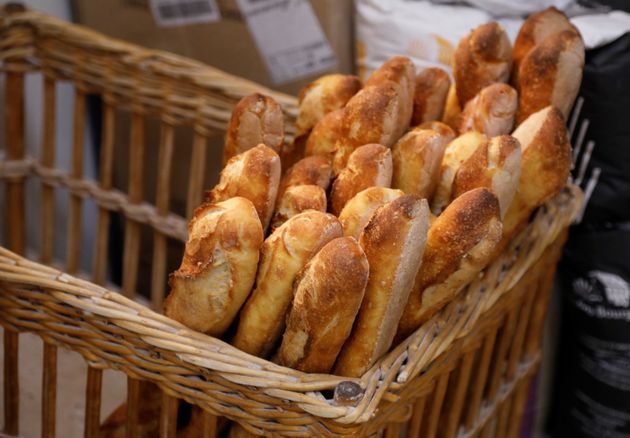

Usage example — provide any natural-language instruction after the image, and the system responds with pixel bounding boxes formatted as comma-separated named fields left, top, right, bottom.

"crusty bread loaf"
left=515, top=30, right=584, bottom=123
left=330, top=144, right=393, bottom=215
left=396, top=188, right=501, bottom=340
left=207, top=144, right=281, bottom=231
left=431, top=132, right=488, bottom=214
left=277, top=155, right=332, bottom=200
left=223, top=93, right=284, bottom=164
left=458, top=83, right=518, bottom=137
left=442, top=84, right=462, bottom=129
left=453, top=22, right=512, bottom=107
left=276, top=236, right=369, bottom=373
left=295, top=74, right=362, bottom=136
left=304, top=108, right=344, bottom=162
left=392, top=128, right=449, bottom=200
left=418, top=121, right=456, bottom=142
left=334, top=195, right=430, bottom=377
left=164, top=197, right=264, bottom=337
left=452, top=135, right=521, bottom=218
left=332, top=57, right=415, bottom=174
left=338, top=187, right=404, bottom=240
left=512, top=7, right=577, bottom=84
left=503, top=106, right=571, bottom=240
left=233, top=211, right=342, bottom=358
left=270, top=185, right=327, bottom=230
left=412, top=67, right=451, bottom=125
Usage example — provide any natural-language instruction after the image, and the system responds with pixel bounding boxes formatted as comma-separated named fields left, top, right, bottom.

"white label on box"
left=236, top=0, right=337, bottom=84
left=149, top=0, right=221, bottom=27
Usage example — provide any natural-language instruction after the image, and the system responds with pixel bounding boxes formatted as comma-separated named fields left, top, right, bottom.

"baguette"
left=458, top=83, right=518, bottom=137
left=396, top=188, right=501, bottom=340
left=453, top=22, right=512, bottom=107
left=503, top=106, right=571, bottom=240
left=452, top=135, right=521, bottom=218
left=270, top=185, right=327, bottom=230
left=276, top=236, right=369, bottom=373
left=233, top=211, right=342, bottom=358
left=431, top=132, right=488, bottom=214
left=418, top=121, right=456, bottom=143
left=442, top=84, right=462, bottom=129
left=304, top=108, right=344, bottom=162
left=392, top=128, right=450, bottom=200
left=207, top=144, right=281, bottom=231
left=330, top=143, right=393, bottom=215
left=277, top=155, right=332, bottom=200
left=164, top=197, right=264, bottom=337
left=512, top=7, right=578, bottom=84
left=334, top=195, right=430, bottom=377
left=412, top=67, right=451, bottom=125
left=338, top=187, right=404, bottom=240
left=515, top=30, right=584, bottom=123
left=223, top=93, right=284, bottom=164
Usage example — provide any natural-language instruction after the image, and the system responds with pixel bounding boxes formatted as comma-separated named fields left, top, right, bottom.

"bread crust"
left=334, top=195, right=430, bottom=377
left=396, top=188, right=501, bottom=340
left=330, top=144, right=393, bottom=215
left=276, top=236, right=369, bottom=373
left=223, top=93, right=284, bottom=164
left=431, top=132, right=488, bottom=214
left=453, top=22, right=512, bottom=107
left=515, top=30, right=584, bottom=123
left=165, top=197, right=264, bottom=337
left=233, top=211, right=342, bottom=358
left=392, top=128, right=449, bottom=199
left=412, top=67, right=451, bottom=125
left=442, top=84, right=462, bottom=129
left=207, top=144, right=281, bottom=231
left=304, top=108, right=345, bottom=162
left=277, top=155, right=332, bottom=201
left=418, top=121, right=456, bottom=142
left=338, top=187, right=404, bottom=240
left=452, top=135, right=522, bottom=218
left=270, top=185, right=327, bottom=230
left=458, top=83, right=518, bottom=137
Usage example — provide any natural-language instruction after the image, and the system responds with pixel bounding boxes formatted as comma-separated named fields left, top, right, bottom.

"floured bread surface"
left=277, top=155, right=332, bottom=200
left=223, top=93, right=284, bottom=164
left=397, top=188, right=501, bottom=340
left=233, top=211, right=342, bottom=358
left=208, top=144, right=281, bottom=231
left=165, top=197, right=264, bottom=337
left=276, top=236, right=369, bottom=373
left=270, top=185, right=327, bottom=230
left=334, top=195, right=430, bottom=377
left=458, top=83, right=518, bottom=137
left=339, top=187, right=404, bottom=240
left=412, top=67, right=451, bottom=125
left=330, top=143, right=393, bottom=215
left=305, top=108, right=345, bottom=162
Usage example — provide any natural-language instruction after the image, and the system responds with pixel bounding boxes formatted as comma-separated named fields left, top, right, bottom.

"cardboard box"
left=73, top=0, right=354, bottom=95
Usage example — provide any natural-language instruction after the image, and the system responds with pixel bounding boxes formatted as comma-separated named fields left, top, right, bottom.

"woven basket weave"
left=0, top=6, right=582, bottom=437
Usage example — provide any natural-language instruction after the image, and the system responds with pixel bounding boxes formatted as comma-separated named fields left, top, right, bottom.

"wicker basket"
left=0, top=6, right=582, bottom=438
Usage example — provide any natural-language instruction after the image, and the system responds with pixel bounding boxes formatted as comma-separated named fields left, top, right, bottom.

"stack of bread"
left=164, top=7, right=582, bottom=379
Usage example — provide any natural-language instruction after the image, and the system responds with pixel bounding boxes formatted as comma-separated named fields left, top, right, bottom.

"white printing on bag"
left=236, top=0, right=337, bottom=84
left=149, top=0, right=221, bottom=27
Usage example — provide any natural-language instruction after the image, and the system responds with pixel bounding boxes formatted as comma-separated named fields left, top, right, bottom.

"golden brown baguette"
left=270, top=185, right=327, bottom=230
left=233, top=211, right=342, bottom=358
left=458, top=83, right=518, bottom=137
left=515, top=30, right=584, bottom=124
left=431, top=131, right=488, bottom=214
left=512, top=7, right=578, bottom=84
left=391, top=128, right=450, bottom=199
left=338, top=187, right=404, bottom=240
left=330, top=143, right=393, bottom=215
left=277, top=155, right=332, bottom=200
left=276, top=236, right=369, bottom=373
left=164, top=197, right=264, bottom=337
left=503, top=106, right=571, bottom=240
left=207, top=144, right=281, bottom=231
left=304, top=108, right=345, bottom=162
left=412, top=67, right=451, bottom=125
left=452, top=135, right=521, bottom=218
left=334, top=195, right=430, bottom=377
left=396, top=188, right=501, bottom=341
left=442, top=84, right=462, bottom=129
left=332, top=57, right=416, bottom=174
left=453, top=22, right=512, bottom=107
left=223, top=93, right=284, bottom=164
left=418, top=120, right=456, bottom=143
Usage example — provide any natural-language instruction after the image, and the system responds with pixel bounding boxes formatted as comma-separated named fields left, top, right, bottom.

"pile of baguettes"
left=164, top=8, right=584, bottom=378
